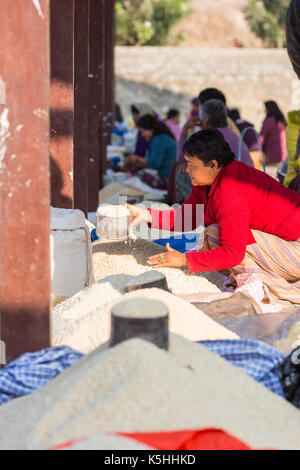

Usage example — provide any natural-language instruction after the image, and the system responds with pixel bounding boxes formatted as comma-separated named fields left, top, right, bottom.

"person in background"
left=260, top=101, right=288, bottom=164
left=198, top=88, right=240, bottom=136
left=228, top=108, right=262, bottom=169
left=188, top=97, right=201, bottom=119
left=168, top=87, right=241, bottom=205
left=174, top=99, right=253, bottom=204
left=127, top=114, right=177, bottom=189
left=130, top=103, right=156, bottom=158
left=128, top=129, right=300, bottom=306
left=193, top=100, right=254, bottom=167
left=164, top=109, right=182, bottom=143
left=115, top=103, right=124, bottom=123
left=284, top=110, right=300, bottom=190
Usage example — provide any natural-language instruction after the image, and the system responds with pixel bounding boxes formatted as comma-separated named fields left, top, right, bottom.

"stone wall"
left=115, top=47, right=299, bottom=130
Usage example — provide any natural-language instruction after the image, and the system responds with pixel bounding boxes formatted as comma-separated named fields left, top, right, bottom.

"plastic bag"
left=193, top=292, right=300, bottom=352
left=270, top=311, right=300, bottom=355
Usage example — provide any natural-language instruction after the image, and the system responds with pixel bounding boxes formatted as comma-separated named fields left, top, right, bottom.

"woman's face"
left=185, top=155, right=220, bottom=186
left=140, top=128, right=154, bottom=141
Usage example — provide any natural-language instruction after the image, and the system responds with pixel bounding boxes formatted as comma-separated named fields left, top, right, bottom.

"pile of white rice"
left=1, top=334, right=299, bottom=450
left=52, top=287, right=238, bottom=353
left=93, top=238, right=226, bottom=296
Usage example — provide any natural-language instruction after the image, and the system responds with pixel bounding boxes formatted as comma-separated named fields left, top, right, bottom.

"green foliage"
left=115, top=0, right=190, bottom=46
left=245, top=0, right=290, bottom=47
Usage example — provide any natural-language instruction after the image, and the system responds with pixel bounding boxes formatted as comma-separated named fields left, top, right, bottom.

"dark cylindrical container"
left=110, top=298, right=169, bottom=350
left=126, top=271, right=169, bottom=293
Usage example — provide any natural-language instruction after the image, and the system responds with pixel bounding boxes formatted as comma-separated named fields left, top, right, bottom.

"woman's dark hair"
left=182, top=129, right=235, bottom=168
left=227, top=108, right=241, bottom=122
left=115, top=103, right=123, bottom=123
left=137, top=114, right=176, bottom=141
left=191, top=97, right=200, bottom=106
left=200, top=99, right=228, bottom=128
left=265, top=101, right=287, bottom=126
left=167, top=108, right=180, bottom=119
left=198, top=88, right=226, bottom=106
left=131, top=104, right=139, bottom=115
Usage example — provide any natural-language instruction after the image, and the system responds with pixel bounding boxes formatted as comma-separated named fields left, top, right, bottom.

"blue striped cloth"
left=0, top=347, right=83, bottom=405
left=201, top=339, right=284, bottom=397
left=0, top=340, right=284, bottom=406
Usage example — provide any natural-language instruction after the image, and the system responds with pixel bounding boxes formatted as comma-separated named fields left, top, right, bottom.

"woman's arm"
left=127, top=186, right=207, bottom=233
left=187, top=197, right=251, bottom=272
left=149, top=187, right=206, bottom=232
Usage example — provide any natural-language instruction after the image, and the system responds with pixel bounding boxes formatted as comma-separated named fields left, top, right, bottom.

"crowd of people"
left=111, top=86, right=300, bottom=308
left=115, top=87, right=299, bottom=201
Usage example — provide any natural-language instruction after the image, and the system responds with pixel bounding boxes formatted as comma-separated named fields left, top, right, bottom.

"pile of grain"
left=93, top=239, right=226, bottom=295
left=120, top=189, right=144, bottom=197
left=51, top=281, right=122, bottom=336
left=98, top=182, right=132, bottom=204
left=97, top=205, right=130, bottom=218
left=52, top=288, right=238, bottom=353
left=1, top=334, right=299, bottom=450
left=98, top=182, right=146, bottom=206
left=53, top=434, right=153, bottom=450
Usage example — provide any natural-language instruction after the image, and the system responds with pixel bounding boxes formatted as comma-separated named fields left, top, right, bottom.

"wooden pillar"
left=88, top=0, right=115, bottom=212
left=50, top=0, right=74, bottom=208
left=0, top=0, right=50, bottom=363
left=74, top=0, right=89, bottom=215
left=102, top=0, right=115, bottom=176
left=88, top=0, right=104, bottom=212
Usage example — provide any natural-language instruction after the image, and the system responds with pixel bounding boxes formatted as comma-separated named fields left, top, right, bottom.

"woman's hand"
left=147, top=243, right=187, bottom=268
left=127, top=203, right=152, bottom=228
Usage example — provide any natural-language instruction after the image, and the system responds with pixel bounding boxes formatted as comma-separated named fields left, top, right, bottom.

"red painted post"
left=88, top=0, right=105, bottom=212
left=50, top=0, right=74, bottom=209
left=88, top=0, right=115, bottom=212
left=74, top=0, right=89, bottom=216
left=0, top=0, right=50, bottom=364
left=102, top=0, right=115, bottom=177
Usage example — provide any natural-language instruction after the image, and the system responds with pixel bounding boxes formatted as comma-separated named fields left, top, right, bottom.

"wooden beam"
left=50, top=0, right=74, bottom=208
left=0, top=0, right=50, bottom=364
left=88, top=0, right=105, bottom=212
left=102, top=0, right=115, bottom=177
left=88, top=0, right=116, bottom=212
left=74, top=0, right=89, bottom=215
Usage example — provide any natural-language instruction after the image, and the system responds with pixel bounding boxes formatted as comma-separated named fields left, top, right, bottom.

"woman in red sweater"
left=128, top=129, right=300, bottom=304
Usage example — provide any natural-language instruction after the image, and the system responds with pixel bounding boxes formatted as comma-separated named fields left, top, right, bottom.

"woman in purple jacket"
left=260, top=101, right=288, bottom=164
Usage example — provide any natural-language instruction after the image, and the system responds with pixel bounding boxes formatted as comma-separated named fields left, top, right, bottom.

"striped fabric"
left=201, top=339, right=284, bottom=397
left=0, top=347, right=83, bottom=405
left=199, top=225, right=300, bottom=305
left=0, top=342, right=284, bottom=406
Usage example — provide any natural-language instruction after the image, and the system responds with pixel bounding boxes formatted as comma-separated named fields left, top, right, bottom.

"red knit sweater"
left=149, top=161, right=300, bottom=272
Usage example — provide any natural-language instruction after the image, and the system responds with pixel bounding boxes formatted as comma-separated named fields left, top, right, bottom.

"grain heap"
left=97, top=204, right=130, bottom=218
left=52, top=281, right=121, bottom=321
left=98, top=183, right=146, bottom=206
left=98, top=182, right=134, bottom=205
left=93, top=238, right=226, bottom=295
left=1, top=334, right=299, bottom=450
left=52, top=287, right=238, bottom=352
left=52, top=434, right=153, bottom=450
